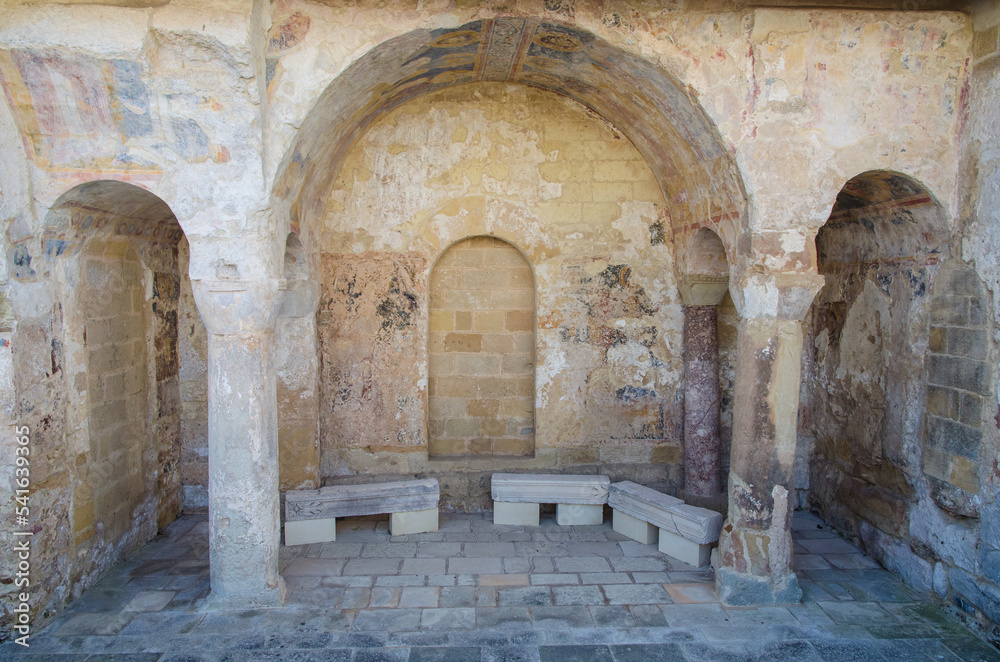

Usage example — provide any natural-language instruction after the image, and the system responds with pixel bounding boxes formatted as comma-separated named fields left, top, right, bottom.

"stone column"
left=678, top=276, right=729, bottom=506
left=191, top=278, right=286, bottom=608
left=716, top=273, right=823, bottom=606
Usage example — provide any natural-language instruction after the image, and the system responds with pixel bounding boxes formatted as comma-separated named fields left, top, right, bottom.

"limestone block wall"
left=76, top=245, right=152, bottom=546
left=924, top=263, right=991, bottom=508
left=315, top=83, right=698, bottom=509
left=428, top=237, right=535, bottom=458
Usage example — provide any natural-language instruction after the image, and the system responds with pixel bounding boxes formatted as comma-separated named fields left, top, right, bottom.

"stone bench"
left=609, top=480, right=723, bottom=567
left=284, top=478, right=439, bottom=545
left=491, top=473, right=610, bottom=526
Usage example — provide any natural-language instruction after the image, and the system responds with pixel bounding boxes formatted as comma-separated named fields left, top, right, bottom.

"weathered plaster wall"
left=804, top=166, right=1000, bottom=642
left=2, top=182, right=187, bottom=635
left=951, top=0, right=1000, bottom=642
left=806, top=178, right=948, bottom=552
left=316, top=82, right=686, bottom=509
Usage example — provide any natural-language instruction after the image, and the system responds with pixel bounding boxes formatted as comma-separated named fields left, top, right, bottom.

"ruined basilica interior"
left=1, top=0, right=999, bottom=647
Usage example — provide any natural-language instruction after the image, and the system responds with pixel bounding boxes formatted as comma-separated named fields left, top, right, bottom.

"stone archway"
left=13, top=180, right=189, bottom=610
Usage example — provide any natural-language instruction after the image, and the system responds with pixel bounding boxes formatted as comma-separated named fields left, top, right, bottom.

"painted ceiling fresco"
left=276, top=19, right=746, bottom=239
left=0, top=49, right=215, bottom=173
left=832, top=171, right=933, bottom=213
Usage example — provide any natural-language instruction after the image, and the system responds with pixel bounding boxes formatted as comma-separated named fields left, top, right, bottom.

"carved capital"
left=280, top=279, right=321, bottom=318
left=678, top=274, right=729, bottom=306
left=730, top=272, right=825, bottom=320
left=191, top=278, right=283, bottom=335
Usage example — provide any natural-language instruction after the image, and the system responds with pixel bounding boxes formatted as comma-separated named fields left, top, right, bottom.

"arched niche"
left=36, top=180, right=189, bottom=595
left=803, top=170, right=950, bottom=538
left=428, top=236, right=536, bottom=458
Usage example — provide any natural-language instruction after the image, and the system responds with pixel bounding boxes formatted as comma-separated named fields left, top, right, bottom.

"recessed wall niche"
left=428, top=236, right=535, bottom=458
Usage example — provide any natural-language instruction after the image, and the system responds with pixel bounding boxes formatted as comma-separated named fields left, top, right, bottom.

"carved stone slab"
left=492, top=473, right=610, bottom=505
left=665, top=503, right=724, bottom=545
left=286, top=478, right=439, bottom=521
left=609, top=481, right=722, bottom=545
left=609, top=481, right=683, bottom=529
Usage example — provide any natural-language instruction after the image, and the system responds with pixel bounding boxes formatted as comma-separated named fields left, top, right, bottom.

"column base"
left=206, top=579, right=286, bottom=610
left=715, top=567, right=802, bottom=606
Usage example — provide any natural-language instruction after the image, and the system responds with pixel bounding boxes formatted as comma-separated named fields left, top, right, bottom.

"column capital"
left=730, top=272, right=824, bottom=320
left=678, top=274, right=729, bottom=307
left=191, top=278, right=283, bottom=335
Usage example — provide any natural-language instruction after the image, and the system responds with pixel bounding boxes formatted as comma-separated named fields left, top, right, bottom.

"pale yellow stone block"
left=390, top=508, right=439, bottom=536
left=494, top=501, right=539, bottom=526
left=473, top=311, right=506, bottom=332
left=534, top=201, right=582, bottom=223
left=285, top=518, right=337, bottom=546
left=950, top=455, right=980, bottom=493
left=429, top=310, right=454, bottom=332
left=581, top=202, right=621, bottom=225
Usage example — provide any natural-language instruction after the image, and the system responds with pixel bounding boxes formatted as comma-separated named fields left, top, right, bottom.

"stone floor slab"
left=11, top=511, right=998, bottom=662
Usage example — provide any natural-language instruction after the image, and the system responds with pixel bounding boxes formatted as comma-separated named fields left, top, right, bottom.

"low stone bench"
left=284, top=478, right=439, bottom=545
left=491, top=473, right=610, bottom=526
left=609, top=480, right=723, bottom=567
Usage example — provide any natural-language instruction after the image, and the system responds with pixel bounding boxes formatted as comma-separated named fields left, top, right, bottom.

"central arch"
left=271, top=18, right=747, bottom=256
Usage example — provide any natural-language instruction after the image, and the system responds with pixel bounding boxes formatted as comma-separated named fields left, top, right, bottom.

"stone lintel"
left=191, top=278, right=283, bottom=335
left=730, top=272, right=825, bottom=320
left=285, top=478, right=440, bottom=520
left=678, top=274, right=729, bottom=306
left=491, top=473, right=610, bottom=505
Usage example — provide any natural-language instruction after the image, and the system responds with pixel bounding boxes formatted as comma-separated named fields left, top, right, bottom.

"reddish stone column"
left=679, top=276, right=729, bottom=505
left=683, top=304, right=722, bottom=499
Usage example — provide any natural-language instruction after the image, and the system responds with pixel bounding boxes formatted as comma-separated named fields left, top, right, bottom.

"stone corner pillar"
left=678, top=275, right=729, bottom=508
left=716, top=272, right=823, bottom=606
left=191, top=277, right=286, bottom=609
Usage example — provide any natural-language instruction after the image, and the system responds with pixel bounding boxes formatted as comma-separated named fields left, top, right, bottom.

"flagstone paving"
left=3, top=511, right=998, bottom=661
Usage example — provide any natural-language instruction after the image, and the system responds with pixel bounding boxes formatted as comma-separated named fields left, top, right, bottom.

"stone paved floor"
left=3, top=510, right=999, bottom=661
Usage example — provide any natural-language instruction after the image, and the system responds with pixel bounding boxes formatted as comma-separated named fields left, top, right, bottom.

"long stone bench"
left=491, top=473, right=610, bottom=526
left=608, top=480, right=723, bottom=567
left=284, top=478, right=439, bottom=545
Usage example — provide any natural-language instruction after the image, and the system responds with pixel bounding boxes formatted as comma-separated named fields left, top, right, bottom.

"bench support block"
left=557, top=503, right=604, bottom=526
left=390, top=508, right=439, bottom=536
left=658, top=528, right=712, bottom=567
left=285, top=517, right=337, bottom=546
left=613, top=509, right=658, bottom=545
left=494, top=501, right=540, bottom=526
